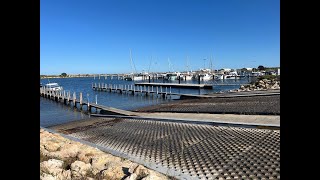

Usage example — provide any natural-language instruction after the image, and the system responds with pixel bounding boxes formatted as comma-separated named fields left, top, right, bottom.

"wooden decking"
left=40, top=87, right=136, bottom=116
left=134, top=82, right=213, bottom=89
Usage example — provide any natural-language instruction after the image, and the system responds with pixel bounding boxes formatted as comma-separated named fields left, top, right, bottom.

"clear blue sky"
left=40, top=0, right=279, bottom=75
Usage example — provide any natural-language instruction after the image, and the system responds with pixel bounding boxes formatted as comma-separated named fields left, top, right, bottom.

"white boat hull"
left=133, top=76, right=143, bottom=81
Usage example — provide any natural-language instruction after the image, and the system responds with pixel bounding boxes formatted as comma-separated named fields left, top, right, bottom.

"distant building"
left=199, top=68, right=212, bottom=72
left=277, top=68, right=280, bottom=75
left=222, top=68, right=232, bottom=72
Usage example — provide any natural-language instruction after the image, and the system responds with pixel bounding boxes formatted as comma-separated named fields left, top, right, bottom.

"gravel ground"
left=135, top=94, right=280, bottom=115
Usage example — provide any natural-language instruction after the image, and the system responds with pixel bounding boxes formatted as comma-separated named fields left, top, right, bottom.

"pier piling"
left=79, top=92, right=83, bottom=110
left=73, top=92, right=76, bottom=107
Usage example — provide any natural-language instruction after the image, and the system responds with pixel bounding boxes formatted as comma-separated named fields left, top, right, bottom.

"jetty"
left=40, top=87, right=136, bottom=116
left=91, top=82, right=279, bottom=99
left=134, top=82, right=213, bottom=89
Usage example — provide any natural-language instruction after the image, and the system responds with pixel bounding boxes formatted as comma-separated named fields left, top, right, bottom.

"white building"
left=221, top=68, right=232, bottom=72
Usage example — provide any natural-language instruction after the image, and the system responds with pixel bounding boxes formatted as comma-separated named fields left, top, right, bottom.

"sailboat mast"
left=129, top=48, right=137, bottom=74
left=186, top=56, right=190, bottom=72
left=210, top=56, right=213, bottom=73
left=148, top=56, right=152, bottom=73
left=168, top=58, right=171, bottom=72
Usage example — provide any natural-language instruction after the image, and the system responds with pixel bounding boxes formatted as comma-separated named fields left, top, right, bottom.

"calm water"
left=40, top=77, right=250, bottom=127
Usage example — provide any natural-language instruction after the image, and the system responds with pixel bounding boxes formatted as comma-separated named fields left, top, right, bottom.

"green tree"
left=258, top=65, right=265, bottom=71
left=241, top=68, right=248, bottom=72
left=60, top=73, right=67, bottom=77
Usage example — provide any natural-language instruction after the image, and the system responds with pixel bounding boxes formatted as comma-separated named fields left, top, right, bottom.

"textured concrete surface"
left=135, top=95, right=280, bottom=115
left=50, top=117, right=280, bottom=180
left=136, top=113, right=280, bottom=127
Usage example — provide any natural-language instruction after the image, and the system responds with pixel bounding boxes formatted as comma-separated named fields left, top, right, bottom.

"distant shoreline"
left=40, top=76, right=93, bottom=79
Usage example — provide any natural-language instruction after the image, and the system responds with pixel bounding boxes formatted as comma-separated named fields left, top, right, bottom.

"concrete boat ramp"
left=49, top=114, right=280, bottom=180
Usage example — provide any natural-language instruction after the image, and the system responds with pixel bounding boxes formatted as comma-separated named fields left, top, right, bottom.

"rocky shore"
left=40, top=128, right=169, bottom=180
left=229, top=78, right=280, bottom=92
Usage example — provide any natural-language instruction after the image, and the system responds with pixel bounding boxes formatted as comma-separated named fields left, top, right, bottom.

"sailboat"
left=181, top=56, right=193, bottom=80
left=124, top=49, right=144, bottom=81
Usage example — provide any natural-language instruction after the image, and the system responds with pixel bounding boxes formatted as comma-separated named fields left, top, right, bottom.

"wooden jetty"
left=134, top=82, right=213, bottom=89
left=39, top=87, right=136, bottom=116
left=91, top=83, right=174, bottom=99
left=91, top=82, right=276, bottom=99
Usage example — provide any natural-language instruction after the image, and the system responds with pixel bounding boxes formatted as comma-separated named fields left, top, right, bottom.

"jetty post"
left=63, top=91, right=66, bottom=104
left=140, top=85, right=143, bottom=95
left=73, top=92, right=76, bottom=108
left=67, top=91, right=70, bottom=104
left=87, top=93, right=91, bottom=112
left=165, top=87, right=168, bottom=98
left=133, top=85, right=135, bottom=95
left=156, top=86, right=159, bottom=97
left=79, top=92, right=83, bottom=110
left=57, top=91, right=60, bottom=102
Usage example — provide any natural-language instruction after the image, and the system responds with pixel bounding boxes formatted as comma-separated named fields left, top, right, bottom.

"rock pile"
left=40, top=129, right=168, bottom=180
left=230, top=78, right=280, bottom=92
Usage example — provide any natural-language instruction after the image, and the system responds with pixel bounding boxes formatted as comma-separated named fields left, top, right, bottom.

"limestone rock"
left=56, top=170, right=72, bottom=180
left=90, top=155, right=113, bottom=174
left=40, top=159, right=64, bottom=176
left=101, top=166, right=126, bottom=179
left=133, top=165, right=150, bottom=179
left=44, top=142, right=61, bottom=152
left=77, top=150, right=95, bottom=164
left=128, top=163, right=139, bottom=174
left=40, top=173, right=55, bottom=180
left=71, top=160, right=92, bottom=178
left=142, top=172, right=169, bottom=180
left=51, top=143, right=80, bottom=159
left=124, top=173, right=138, bottom=180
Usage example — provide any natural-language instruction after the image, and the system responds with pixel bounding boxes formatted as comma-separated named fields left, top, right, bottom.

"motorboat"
left=200, top=73, right=212, bottom=81
left=43, top=83, right=63, bottom=91
left=194, top=73, right=212, bottom=81
left=214, top=71, right=240, bottom=80
left=164, top=73, right=180, bottom=80
left=180, top=72, right=193, bottom=80
left=214, top=73, right=224, bottom=80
